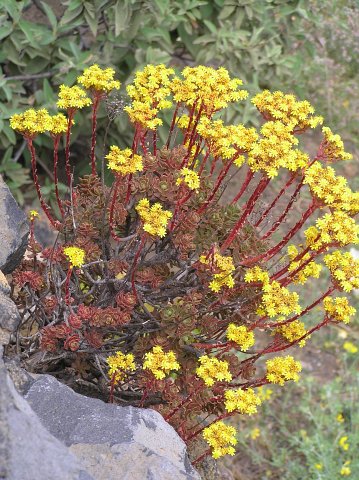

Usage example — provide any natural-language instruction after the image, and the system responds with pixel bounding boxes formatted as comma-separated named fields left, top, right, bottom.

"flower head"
left=343, top=341, right=358, bottom=354
left=135, top=199, right=172, bottom=237
left=275, top=320, right=307, bottom=347
left=339, top=436, right=349, bottom=451
left=340, top=461, right=351, bottom=476
left=196, top=355, right=232, bottom=386
left=107, top=351, right=136, bottom=384
left=224, top=388, right=261, bottom=414
left=202, top=421, right=237, bottom=459
left=10, top=108, right=52, bottom=137
left=324, top=250, right=359, bottom=292
left=258, top=280, right=301, bottom=318
left=305, top=211, right=359, bottom=250
left=63, top=246, right=86, bottom=268
left=200, top=251, right=235, bottom=292
left=57, top=85, right=92, bottom=110
left=176, top=167, right=200, bottom=191
left=142, top=346, right=180, bottom=380
left=226, top=324, right=255, bottom=351
left=322, top=126, right=352, bottom=161
left=106, top=146, right=143, bottom=175
left=266, top=355, right=302, bottom=385
left=323, top=297, right=356, bottom=324
left=49, top=113, right=69, bottom=136
left=77, top=64, right=120, bottom=93
left=29, top=210, right=39, bottom=220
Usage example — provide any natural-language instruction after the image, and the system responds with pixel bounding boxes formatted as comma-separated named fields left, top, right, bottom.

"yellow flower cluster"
left=171, top=66, right=248, bottom=115
left=63, top=246, right=86, bottom=268
left=248, top=121, right=308, bottom=178
left=251, top=90, right=323, bottom=131
left=275, top=320, right=307, bottom=347
left=304, top=162, right=358, bottom=213
left=196, top=117, right=257, bottom=161
left=142, top=346, right=180, bottom=380
left=135, top=199, right=172, bottom=237
left=305, top=211, right=359, bottom=250
left=199, top=252, right=235, bottom=292
left=57, top=85, right=92, bottom=110
left=226, top=324, right=255, bottom=351
left=10, top=108, right=53, bottom=137
left=202, top=421, right=237, bottom=459
left=196, top=355, right=232, bottom=387
left=244, top=266, right=270, bottom=285
left=106, top=146, right=143, bottom=175
left=340, top=461, right=351, bottom=476
left=29, top=210, right=39, bottom=220
left=323, top=297, right=356, bottom=324
left=176, top=167, right=200, bottom=191
left=49, top=113, right=69, bottom=135
left=107, top=351, right=136, bottom=384
left=258, top=281, right=301, bottom=318
left=224, top=388, right=261, bottom=414
left=266, top=355, right=302, bottom=386
left=322, top=126, right=352, bottom=161
left=77, top=64, right=120, bottom=93
left=287, top=245, right=322, bottom=285
left=324, top=250, right=359, bottom=292
left=339, top=436, right=350, bottom=451
left=125, top=64, right=174, bottom=130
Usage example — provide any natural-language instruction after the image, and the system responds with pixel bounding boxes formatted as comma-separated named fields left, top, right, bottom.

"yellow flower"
left=63, top=246, right=86, bottom=268
left=322, top=126, right=352, bottom=161
left=323, top=297, right=356, bottom=324
left=107, top=351, right=136, bottom=384
left=244, top=266, right=270, bottom=285
left=57, top=85, right=92, bottom=110
left=77, top=64, right=120, bottom=93
left=340, top=461, right=351, bottom=476
left=196, top=355, right=232, bottom=387
left=250, top=428, right=261, bottom=440
left=324, top=251, right=359, bottom=292
left=200, top=251, right=235, bottom=292
left=29, top=210, right=39, bottom=220
left=337, top=413, right=345, bottom=423
left=226, top=324, right=255, bottom=351
left=10, top=108, right=52, bottom=137
left=314, top=464, right=323, bottom=470
left=49, top=113, right=69, bottom=135
left=202, top=421, right=237, bottom=459
left=259, top=281, right=301, bottom=318
left=224, top=388, right=261, bottom=414
left=252, top=90, right=323, bottom=131
left=275, top=320, right=307, bottom=347
left=305, top=211, right=359, bottom=250
left=142, top=346, right=180, bottom=380
left=266, top=356, right=302, bottom=386
left=135, top=199, right=172, bottom=238
left=176, top=167, right=200, bottom=191
left=106, top=146, right=143, bottom=175
left=287, top=244, right=322, bottom=285
left=339, top=436, right=349, bottom=451
left=343, top=341, right=358, bottom=354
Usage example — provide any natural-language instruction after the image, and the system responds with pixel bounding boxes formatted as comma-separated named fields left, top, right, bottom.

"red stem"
left=65, top=110, right=75, bottom=186
left=109, top=175, right=123, bottom=241
left=131, top=236, right=146, bottom=300
left=90, top=94, right=101, bottom=176
left=231, top=169, right=254, bottom=205
left=53, top=136, right=64, bottom=218
left=192, top=449, right=212, bottom=466
left=166, top=103, right=179, bottom=148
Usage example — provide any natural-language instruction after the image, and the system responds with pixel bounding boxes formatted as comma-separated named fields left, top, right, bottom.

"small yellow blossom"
left=200, top=251, right=235, bottom=292
left=106, top=146, right=143, bottom=175
left=314, top=463, right=323, bottom=470
left=266, top=356, right=302, bottom=386
left=244, top=266, right=270, bottom=285
left=275, top=320, right=307, bottom=347
left=252, top=90, right=323, bottom=131
left=29, top=210, right=39, bottom=220
left=337, top=413, right=345, bottom=423
left=63, top=246, right=86, bottom=268
left=135, top=199, right=172, bottom=238
left=49, top=113, right=70, bottom=135
left=57, top=85, right=92, bottom=110
left=322, top=126, right=352, bottom=161
left=224, top=388, right=261, bottom=414
left=77, top=64, right=120, bottom=93
left=305, top=211, right=359, bottom=250
left=107, top=351, right=136, bottom=384
left=196, top=355, right=232, bottom=387
left=287, top=244, right=322, bottom=285
left=250, top=428, right=261, bottom=440
left=343, top=341, right=358, bottom=354
left=323, top=297, right=356, bottom=324
left=258, top=281, right=301, bottom=318
left=227, top=324, right=255, bottom=351
left=202, top=421, right=237, bottom=459
left=324, top=251, right=359, bottom=292
left=142, top=346, right=180, bottom=380
left=339, top=436, right=349, bottom=451
left=340, top=461, right=351, bottom=476
left=10, top=108, right=52, bottom=137
left=176, top=167, right=200, bottom=191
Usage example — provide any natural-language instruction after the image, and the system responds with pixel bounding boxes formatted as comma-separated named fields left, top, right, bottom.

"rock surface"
left=0, top=175, right=29, bottom=274
left=0, top=349, right=92, bottom=480
left=0, top=291, right=21, bottom=346
left=25, top=375, right=200, bottom=480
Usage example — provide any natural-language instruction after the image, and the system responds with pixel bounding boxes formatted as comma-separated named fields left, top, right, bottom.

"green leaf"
left=41, top=1, right=58, bottom=31
left=0, top=22, right=13, bottom=41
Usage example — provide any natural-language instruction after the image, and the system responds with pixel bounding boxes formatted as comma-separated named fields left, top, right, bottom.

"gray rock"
left=0, top=291, right=21, bottom=345
left=0, top=348, right=93, bottom=480
left=0, top=175, right=29, bottom=274
left=25, top=375, right=200, bottom=480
